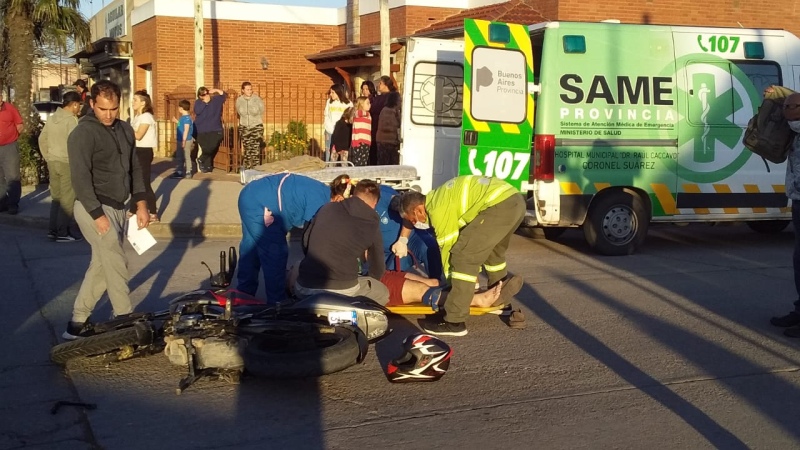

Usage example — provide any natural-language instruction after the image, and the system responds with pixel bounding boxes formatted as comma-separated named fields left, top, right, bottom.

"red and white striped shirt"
left=351, top=109, right=372, bottom=148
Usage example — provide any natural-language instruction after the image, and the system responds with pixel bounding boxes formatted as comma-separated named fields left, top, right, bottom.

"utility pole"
left=379, top=0, right=390, bottom=75
left=194, top=0, right=204, bottom=89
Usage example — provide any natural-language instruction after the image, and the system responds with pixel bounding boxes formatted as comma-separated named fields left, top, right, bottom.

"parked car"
left=32, top=101, right=61, bottom=123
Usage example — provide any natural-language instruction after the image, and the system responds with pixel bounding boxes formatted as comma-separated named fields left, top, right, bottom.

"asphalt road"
left=2, top=222, right=800, bottom=449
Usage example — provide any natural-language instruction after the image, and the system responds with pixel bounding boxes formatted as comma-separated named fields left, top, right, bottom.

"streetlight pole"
left=194, top=0, right=204, bottom=89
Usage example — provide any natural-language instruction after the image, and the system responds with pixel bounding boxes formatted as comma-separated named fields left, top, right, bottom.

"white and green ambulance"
left=400, top=19, right=800, bottom=255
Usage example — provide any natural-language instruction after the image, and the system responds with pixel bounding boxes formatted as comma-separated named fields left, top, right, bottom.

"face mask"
left=413, top=210, right=430, bottom=230
left=414, top=221, right=431, bottom=230
left=789, top=120, right=800, bottom=133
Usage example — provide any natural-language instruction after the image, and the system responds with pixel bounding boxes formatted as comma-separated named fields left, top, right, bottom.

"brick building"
left=72, top=0, right=800, bottom=167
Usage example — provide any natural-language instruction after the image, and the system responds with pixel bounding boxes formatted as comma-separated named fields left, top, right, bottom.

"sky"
left=79, top=0, right=347, bottom=19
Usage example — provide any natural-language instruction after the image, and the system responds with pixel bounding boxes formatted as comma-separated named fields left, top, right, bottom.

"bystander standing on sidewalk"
left=236, top=81, right=265, bottom=170
left=330, top=106, right=354, bottom=165
left=64, top=80, right=149, bottom=340
left=129, top=90, right=159, bottom=222
left=350, top=96, right=372, bottom=166
left=170, top=100, right=195, bottom=179
left=0, top=93, right=24, bottom=215
left=369, top=76, right=397, bottom=165
left=376, top=91, right=401, bottom=165
left=323, top=84, right=351, bottom=162
left=39, top=91, right=82, bottom=242
left=194, top=87, right=227, bottom=173
left=73, top=79, right=92, bottom=118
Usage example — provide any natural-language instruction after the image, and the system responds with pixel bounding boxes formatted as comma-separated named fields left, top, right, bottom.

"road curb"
left=147, top=222, right=243, bottom=239
left=0, top=214, right=245, bottom=239
left=0, top=213, right=49, bottom=231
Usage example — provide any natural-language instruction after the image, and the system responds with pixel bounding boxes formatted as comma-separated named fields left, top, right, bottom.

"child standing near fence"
left=349, top=96, right=372, bottom=166
left=330, top=106, right=354, bottom=165
left=170, top=100, right=195, bottom=179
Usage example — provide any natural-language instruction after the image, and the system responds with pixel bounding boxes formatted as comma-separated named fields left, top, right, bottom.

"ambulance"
left=400, top=19, right=800, bottom=255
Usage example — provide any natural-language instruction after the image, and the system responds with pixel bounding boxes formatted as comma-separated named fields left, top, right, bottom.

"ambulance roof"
left=527, top=21, right=790, bottom=37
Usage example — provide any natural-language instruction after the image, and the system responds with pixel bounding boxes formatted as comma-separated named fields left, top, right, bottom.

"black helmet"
left=386, top=333, right=452, bottom=382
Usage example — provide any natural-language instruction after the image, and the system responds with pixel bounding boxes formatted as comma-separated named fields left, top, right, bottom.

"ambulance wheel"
left=747, top=220, right=790, bottom=234
left=584, top=190, right=649, bottom=256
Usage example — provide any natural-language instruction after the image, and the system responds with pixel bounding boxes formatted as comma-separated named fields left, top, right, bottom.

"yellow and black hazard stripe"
left=558, top=182, right=789, bottom=220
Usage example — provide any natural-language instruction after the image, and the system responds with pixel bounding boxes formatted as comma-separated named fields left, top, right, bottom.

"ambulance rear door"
left=458, top=19, right=535, bottom=190
left=401, top=37, right=465, bottom=193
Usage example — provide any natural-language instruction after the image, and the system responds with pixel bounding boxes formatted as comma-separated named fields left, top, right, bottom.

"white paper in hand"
left=127, top=215, right=157, bottom=255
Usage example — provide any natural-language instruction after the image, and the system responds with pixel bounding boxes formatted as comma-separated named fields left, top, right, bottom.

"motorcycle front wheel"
left=243, top=321, right=360, bottom=378
left=50, top=322, right=155, bottom=365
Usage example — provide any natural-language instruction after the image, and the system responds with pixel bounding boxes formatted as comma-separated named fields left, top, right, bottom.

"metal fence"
left=162, top=81, right=329, bottom=172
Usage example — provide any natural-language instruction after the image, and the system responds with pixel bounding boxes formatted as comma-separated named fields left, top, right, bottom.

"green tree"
left=1, top=0, right=90, bottom=133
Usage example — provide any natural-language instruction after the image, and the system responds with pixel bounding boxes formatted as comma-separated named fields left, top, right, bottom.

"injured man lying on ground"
left=288, top=251, right=520, bottom=312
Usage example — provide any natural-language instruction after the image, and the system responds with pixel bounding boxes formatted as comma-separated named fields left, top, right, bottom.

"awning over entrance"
left=306, top=41, right=403, bottom=91
left=70, top=37, right=132, bottom=73
left=69, top=37, right=134, bottom=120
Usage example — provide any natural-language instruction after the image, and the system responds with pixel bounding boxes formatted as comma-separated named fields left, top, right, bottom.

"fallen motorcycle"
left=50, top=250, right=390, bottom=393
left=50, top=247, right=389, bottom=394
left=50, top=289, right=390, bottom=393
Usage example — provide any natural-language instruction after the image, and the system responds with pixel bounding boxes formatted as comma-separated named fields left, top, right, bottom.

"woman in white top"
left=130, top=90, right=159, bottom=221
left=322, top=84, right=351, bottom=162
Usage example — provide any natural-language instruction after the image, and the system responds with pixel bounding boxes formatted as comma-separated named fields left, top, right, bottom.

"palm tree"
left=2, top=0, right=90, bottom=133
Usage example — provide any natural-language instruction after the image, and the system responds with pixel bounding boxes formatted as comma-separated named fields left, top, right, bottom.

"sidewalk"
left=0, top=159, right=246, bottom=238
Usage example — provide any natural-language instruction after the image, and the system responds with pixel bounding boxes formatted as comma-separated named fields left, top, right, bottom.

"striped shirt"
left=351, top=109, right=372, bottom=148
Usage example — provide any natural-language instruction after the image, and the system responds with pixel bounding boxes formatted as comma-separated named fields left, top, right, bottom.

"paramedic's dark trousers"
left=445, top=194, right=526, bottom=324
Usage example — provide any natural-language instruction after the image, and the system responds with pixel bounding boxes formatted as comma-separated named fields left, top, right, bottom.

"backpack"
left=742, top=85, right=796, bottom=166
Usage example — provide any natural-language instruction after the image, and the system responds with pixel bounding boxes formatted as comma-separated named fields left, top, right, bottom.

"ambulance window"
left=733, top=61, right=781, bottom=96
left=531, top=32, right=544, bottom=84
left=732, top=61, right=781, bottom=125
left=409, top=62, right=463, bottom=127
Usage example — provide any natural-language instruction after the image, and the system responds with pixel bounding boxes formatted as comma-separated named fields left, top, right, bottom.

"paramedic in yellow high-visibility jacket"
left=399, top=175, right=526, bottom=336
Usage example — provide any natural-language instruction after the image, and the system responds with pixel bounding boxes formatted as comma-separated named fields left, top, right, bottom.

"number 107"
left=469, top=149, right=529, bottom=180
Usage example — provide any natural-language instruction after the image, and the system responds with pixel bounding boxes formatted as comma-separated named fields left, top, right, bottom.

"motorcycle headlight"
left=363, top=311, right=389, bottom=340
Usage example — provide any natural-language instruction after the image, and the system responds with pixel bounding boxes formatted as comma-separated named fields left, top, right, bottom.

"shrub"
left=266, top=120, right=310, bottom=162
left=19, top=132, right=47, bottom=186
left=286, top=120, right=308, bottom=141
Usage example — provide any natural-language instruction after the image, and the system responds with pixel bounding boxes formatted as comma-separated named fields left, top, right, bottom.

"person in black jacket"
left=63, top=80, right=150, bottom=340
left=295, top=179, right=389, bottom=305
left=73, top=79, right=92, bottom=118
left=330, top=106, right=353, bottom=165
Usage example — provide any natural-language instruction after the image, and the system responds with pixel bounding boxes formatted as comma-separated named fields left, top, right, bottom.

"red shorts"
left=380, top=271, right=407, bottom=306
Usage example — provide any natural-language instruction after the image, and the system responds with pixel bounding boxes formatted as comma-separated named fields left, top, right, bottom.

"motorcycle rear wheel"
left=50, top=323, right=154, bottom=365
left=243, top=322, right=360, bottom=378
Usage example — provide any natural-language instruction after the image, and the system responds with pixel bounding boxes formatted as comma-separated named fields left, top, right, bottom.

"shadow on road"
left=513, top=223, right=800, bottom=447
